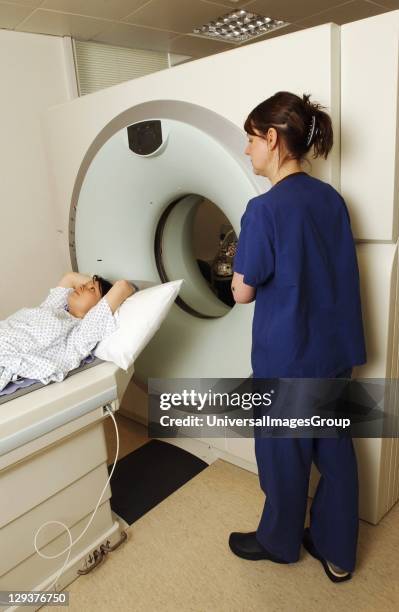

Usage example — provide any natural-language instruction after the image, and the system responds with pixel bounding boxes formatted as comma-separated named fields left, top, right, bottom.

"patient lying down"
left=0, top=272, right=135, bottom=391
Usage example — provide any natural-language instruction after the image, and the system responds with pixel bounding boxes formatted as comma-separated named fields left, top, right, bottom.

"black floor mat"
left=108, top=439, right=208, bottom=525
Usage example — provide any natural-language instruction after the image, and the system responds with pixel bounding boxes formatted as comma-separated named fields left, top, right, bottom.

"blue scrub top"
left=233, top=172, right=367, bottom=378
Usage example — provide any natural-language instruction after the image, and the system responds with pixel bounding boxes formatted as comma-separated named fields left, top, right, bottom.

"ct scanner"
left=1, top=11, right=399, bottom=599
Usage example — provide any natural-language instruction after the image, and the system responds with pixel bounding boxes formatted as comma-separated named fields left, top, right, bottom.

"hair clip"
left=306, top=114, right=316, bottom=147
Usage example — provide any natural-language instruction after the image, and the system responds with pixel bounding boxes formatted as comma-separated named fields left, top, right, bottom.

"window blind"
left=73, top=40, right=169, bottom=96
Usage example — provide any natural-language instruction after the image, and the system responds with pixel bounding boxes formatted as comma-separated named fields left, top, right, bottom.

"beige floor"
left=48, top=414, right=399, bottom=612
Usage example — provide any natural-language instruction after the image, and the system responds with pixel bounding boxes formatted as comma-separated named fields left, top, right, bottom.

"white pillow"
left=94, top=279, right=183, bottom=370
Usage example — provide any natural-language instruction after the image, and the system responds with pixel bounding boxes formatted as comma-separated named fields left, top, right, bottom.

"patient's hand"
left=59, top=272, right=92, bottom=289
left=105, top=280, right=135, bottom=314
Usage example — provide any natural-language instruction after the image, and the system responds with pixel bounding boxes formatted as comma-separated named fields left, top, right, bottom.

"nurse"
left=229, top=91, right=367, bottom=582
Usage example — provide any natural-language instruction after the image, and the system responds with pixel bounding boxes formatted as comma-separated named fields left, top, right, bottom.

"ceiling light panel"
left=193, top=9, right=289, bottom=44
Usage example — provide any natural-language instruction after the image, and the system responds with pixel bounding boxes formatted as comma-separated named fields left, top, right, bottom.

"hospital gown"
left=0, top=286, right=117, bottom=391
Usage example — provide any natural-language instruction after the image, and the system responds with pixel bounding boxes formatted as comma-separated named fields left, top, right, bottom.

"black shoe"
left=229, top=532, right=290, bottom=563
left=302, top=528, right=352, bottom=583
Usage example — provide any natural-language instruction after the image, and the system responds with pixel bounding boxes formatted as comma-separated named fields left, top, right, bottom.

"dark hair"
left=93, top=274, right=112, bottom=296
left=244, top=91, right=333, bottom=167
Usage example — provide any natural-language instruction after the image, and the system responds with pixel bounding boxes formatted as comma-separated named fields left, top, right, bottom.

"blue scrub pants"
left=254, top=368, right=359, bottom=573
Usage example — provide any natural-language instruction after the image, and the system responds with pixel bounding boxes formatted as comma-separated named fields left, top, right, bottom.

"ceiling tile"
left=17, top=9, right=110, bottom=38
left=365, top=0, right=399, bottom=8
left=93, top=21, right=176, bottom=52
left=0, top=2, right=34, bottom=28
left=243, top=0, right=356, bottom=23
left=2, top=0, right=43, bottom=6
left=40, top=0, right=151, bottom=21
left=169, top=33, right=234, bottom=56
left=122, top=0, right=239, bottom=34
left=295, top=0, right=389, bottom=27
left=203, top=0, right=258, bottom=8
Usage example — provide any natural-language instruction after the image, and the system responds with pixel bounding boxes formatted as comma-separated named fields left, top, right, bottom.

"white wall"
left=0, top=30, right=74, bottom=318
left=168, top=53, right=191, bottom=66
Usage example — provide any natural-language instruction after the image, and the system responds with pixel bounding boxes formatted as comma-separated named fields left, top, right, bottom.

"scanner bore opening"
left=154, top=195, right=237, bottom=319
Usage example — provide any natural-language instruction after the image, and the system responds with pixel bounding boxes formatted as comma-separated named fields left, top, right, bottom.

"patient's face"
left=67, top=278, right=102, bottom=318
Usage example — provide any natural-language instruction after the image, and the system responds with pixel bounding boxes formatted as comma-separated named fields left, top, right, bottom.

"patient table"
left=0, top=359, right=133, bottom=601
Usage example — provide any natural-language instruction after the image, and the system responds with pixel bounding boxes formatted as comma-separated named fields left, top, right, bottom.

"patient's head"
left=67, top=275, right=112, bottom=319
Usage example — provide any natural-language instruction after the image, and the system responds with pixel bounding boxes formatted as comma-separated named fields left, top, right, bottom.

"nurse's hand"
left=231, top=272, right=256, bottom=303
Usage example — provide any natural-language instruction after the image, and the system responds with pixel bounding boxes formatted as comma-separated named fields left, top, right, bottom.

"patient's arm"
left=59, top=272, right=92, bottom=289
left=105, top=280, right=135, bottom=314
